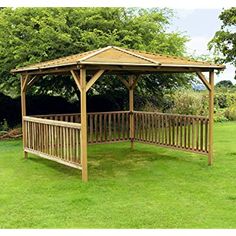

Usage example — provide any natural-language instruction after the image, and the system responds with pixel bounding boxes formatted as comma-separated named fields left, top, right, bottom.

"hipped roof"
left=11, top=46, right=225, bottom=74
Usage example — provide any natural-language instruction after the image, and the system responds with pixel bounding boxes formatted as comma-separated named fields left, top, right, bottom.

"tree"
left=0, top=7, right=190, bottom=108
left=208, top=7, right=236, bottom=80
left=215, top=80, right=234, bottom=88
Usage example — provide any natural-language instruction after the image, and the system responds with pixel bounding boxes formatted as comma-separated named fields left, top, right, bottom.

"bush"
left=168, top=89, right=208, bottom=116
left=0, top=119, right=9, bottom=132
left=214, top=109, right=228, bottom=122
left=214, top=92, right=236, bottom=109
left=225, top=105, right=236, bottom=121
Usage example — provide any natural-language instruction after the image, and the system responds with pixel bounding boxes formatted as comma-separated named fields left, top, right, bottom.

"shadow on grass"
left=27, top=155, right=80, bottom=177
left=26, top=143, right=206, bottom=179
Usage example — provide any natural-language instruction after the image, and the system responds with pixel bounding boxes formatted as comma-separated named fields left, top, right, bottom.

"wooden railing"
left=134, top=111, right=209, bottom=154
left=35, top=111, right=130, bottom=144
left=23, top=116, right=81, bottom=169
left=34, top=110, right=209, bottom=154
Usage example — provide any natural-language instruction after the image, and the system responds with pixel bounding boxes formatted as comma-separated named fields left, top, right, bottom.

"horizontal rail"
left=25, top=148, right=82, bottom=169
left=133, top=110, right=208, bottom=119
left=24, top=116, right=81, bottom=128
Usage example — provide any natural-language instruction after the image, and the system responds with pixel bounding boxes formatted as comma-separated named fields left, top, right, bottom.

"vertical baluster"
left=113, top=113, right=116, bottom=141
left=205, top=119, right=208, bottom=152
left=70, top=127, right=73, bottom=162
left=200, top=118, right=204, bottom=152
left=156, top=114, right=160, bottom=144
left=89, top=114, right=93, bottom=144
left=176, top=116, right=179, bottom=148
left=184, top=116, right=187, bottom=149
left=142, top=114, right=145, bottom=141
left=165, top=115, right=168, bottom=145
left=108, top=113, right=111, bottom=142
left=148, top=114, right=150, bottom=142
left=117, top=112, right=120, bottom=141
left=168, top=115, right=170, bottom=146
left=188, top=117, right=191, bottom=149
left=192, top=118, right=195, bottom=150
left=104, top=113, right=107, bottom=142
left=196, top=118, right=199, bottom=151
left=76, top=129, right=79, bottom=163
left=180, top=116, right=183, bottom=148
left=160, top=114, right=163, bottom=145
left=94, top=114, right=97, bottom=143
left=172, top=116, right=175, bottom=146
left=122, top=112, right=125, bottom=140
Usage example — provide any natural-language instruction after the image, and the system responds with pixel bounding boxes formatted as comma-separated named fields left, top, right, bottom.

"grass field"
left=0, top=122, right=236, bottom=228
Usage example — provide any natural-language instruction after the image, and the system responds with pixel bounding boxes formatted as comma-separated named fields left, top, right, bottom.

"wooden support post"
left=21, top=74, right=28, bottom=158
left=208, top=71, right=214, bottom=165
left=129, top=75, right=134, bottom=149
left=80, top=68, right=88, bottom=181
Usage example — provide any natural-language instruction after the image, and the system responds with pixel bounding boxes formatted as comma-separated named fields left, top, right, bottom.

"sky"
left=169, top=9, right=235, bottom=85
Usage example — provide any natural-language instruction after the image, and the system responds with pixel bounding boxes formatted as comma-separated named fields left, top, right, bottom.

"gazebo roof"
left=11, top=45, right=225, bottom=74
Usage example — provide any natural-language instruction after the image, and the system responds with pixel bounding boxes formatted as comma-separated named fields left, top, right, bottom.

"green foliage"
left=166, top=89, right=208, bottom=116
left=0, top=122, right=236, bottom=228
left=215, top=80, right=234, bottom=88
left=208, top=7, right=236, bottom=80
left=0, top=7, right=189, bottom=101
left=225, top=104, right=236, bottom=121
left=0, top=119, right=9, bottom=132
left=214, top=109, right=229, bottom=122
left=214, top=92, right=236, bottom=109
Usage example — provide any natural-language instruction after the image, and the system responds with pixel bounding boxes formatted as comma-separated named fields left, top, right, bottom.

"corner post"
left=80, top=68, right=88, bottom=181
left=21, top=75, right=28, bottom=158
left=129, top=75, right=134, bottom=149
left=208, top=71, right=214, bottom=165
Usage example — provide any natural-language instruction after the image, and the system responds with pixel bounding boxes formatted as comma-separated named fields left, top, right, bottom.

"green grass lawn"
left=0, top=122, right=236, bottom=228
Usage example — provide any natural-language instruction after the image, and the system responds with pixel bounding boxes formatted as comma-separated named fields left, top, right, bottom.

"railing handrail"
left=32, top=110, right=208, bottom=120
left=23, top=116, right=81, bottom=129
left=133, top=111, right=209, bottom=120
left=33, top=110, right=130, bottom=118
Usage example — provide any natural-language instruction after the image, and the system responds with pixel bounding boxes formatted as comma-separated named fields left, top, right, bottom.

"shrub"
left=168, top=89, right=208, bottom=116
left=0, top=119, right=9, bottom=132
left=214, top=92, right=236, bottom=109
left=225, top=105, right=236, bottom=121
left=214, top=109, right=228, bottom=122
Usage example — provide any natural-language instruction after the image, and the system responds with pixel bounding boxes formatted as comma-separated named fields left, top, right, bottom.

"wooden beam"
left=21, top=74, right=30, bottom=92
left=21, top=75, right=28, bottom=158
left=117, top=75, right=130, bottom=89
left=86, top=69, right=105, bottom=92
left=80, top=68, right=88, bottom=182
left=130, top=75, right=140, bottom=90
left=129, top=75, right=135, bottom=149
left=208, top=71, right=214, bottom=165
left=196, top=72, right=211, bottom=91
left=85, top=65, right=215, bottom=73
left=27, top=75, right=39, bottom=88
left=71, top=70, right=82, bottom=92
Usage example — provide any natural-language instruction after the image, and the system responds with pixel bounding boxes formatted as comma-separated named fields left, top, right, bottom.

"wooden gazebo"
left=11, top=46, right=225, bottom=181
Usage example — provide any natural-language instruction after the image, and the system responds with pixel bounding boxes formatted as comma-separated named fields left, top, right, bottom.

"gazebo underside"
left=12, top=46, right=225, bottom=181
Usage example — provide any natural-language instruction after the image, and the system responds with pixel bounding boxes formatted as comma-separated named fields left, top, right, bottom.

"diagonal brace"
left=86, top=70, right=105, bottom=92
left=71, top=70, right=82, bottom=92
left=118, top=75, right=140, bottom=90
left=196, top=72, right=211, bottom=91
